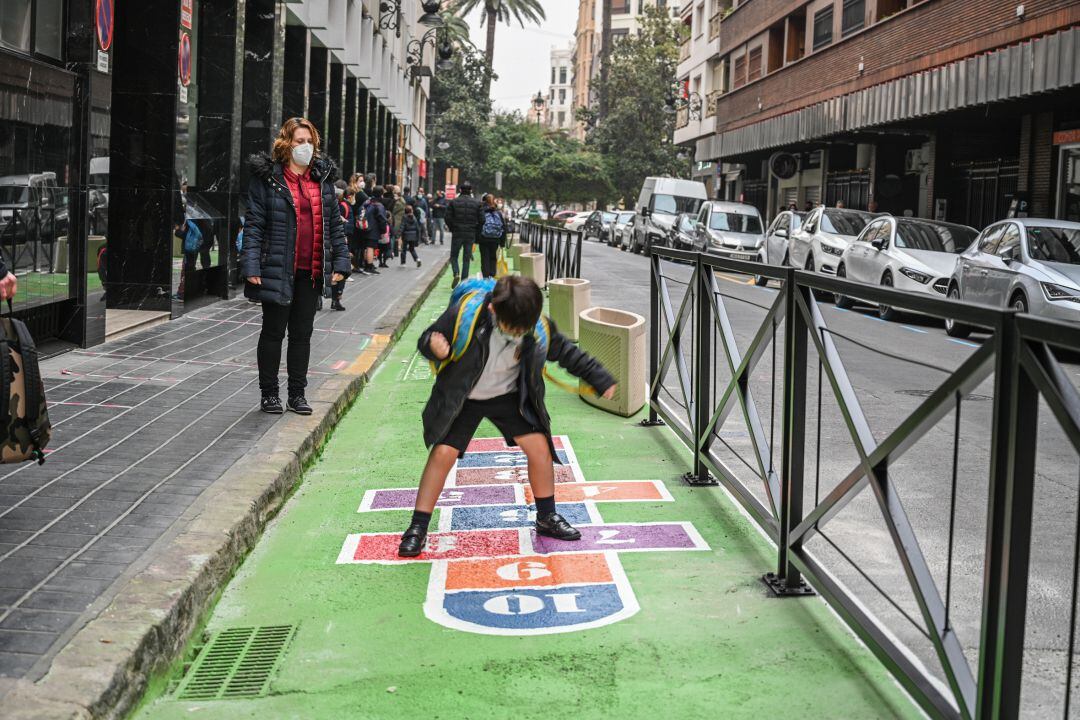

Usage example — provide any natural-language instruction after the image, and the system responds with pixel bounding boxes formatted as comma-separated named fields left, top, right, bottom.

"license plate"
left=730, top=253, right=755, bottom=261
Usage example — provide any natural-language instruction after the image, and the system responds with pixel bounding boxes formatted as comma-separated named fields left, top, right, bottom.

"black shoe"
left=261, top=395, right=283, bottom=414
left=397, top=523, right=428, bottom=557
left=287, top=395, right=312, bottom=415
left=367, top=266, right=380, bottom=275
left=535, top=512, right=581, bottom=541
left=416, top=260, right=422, bottom=268
left=451, top=275, right=460, bottom=289
left=331, top=300, right=345, bottom=311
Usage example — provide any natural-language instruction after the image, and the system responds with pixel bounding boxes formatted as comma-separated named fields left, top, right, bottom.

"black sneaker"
left=367, top=266, right=380, bottom=275
left=397, top=523, right=428, bottom=557
left=331, top=300, right=346, bottom=311
left=416, top=260, right=422, bottom=268
left=451, top=275, right=460, bottom=289
left=261, top=395, right=283, bottom=414
left=535, top=512, right=581, bottom=541
left=287, top=395, right=312, bottom=415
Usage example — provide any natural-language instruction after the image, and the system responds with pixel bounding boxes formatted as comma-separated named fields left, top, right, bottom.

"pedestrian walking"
left=397, top=205, right=423, bottom=268
left=377, top=187, right=394, bottom=269
left=445, top=181, right=482, bottom=288
left=431, top=190, right=448, bottom=245
left=331, top=179, right=353, bottom=311
left=240, top=116, right=349, bottom=415
left=423, top=193, right=435, bottom=243
left=397, top=275, right=618, bottom=557
left=478, top=193, right=506, bottom=279
left=360, top=186, right=388, bottom=274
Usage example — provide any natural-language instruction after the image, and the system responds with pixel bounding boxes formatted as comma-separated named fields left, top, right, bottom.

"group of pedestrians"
left=443, top=181, right=509, bottom=288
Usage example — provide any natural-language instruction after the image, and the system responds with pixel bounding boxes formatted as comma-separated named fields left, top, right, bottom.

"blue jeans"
left=433, top=218, right=447, bottom=244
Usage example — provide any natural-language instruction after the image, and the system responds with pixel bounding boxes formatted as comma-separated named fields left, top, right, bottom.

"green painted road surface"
left=134, top=271, right=919, bottom=720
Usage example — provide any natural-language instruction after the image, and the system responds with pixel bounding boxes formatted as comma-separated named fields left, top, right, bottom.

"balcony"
left=708, top=12, right=720, bottom=41
left=676, top=106, right=689, bottom=129
left=705, top=89, right=722, bottom=118
left=678, top=40, right=691, bottom=63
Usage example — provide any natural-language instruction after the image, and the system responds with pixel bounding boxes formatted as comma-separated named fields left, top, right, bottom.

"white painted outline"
left=437, top=551, right=619, bottom=593
left=422, top=551, right=641, bottom=636
left=435, top=500, right=601, bottom=533
left=446, top=435, right=584, bottom=486
left=335, top=521, right=711, bottom=565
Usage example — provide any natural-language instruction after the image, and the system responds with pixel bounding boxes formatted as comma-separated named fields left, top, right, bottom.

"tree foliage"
left=427, top=43, right=493, bottom=183
left=583, top=6, right=687, bottom=208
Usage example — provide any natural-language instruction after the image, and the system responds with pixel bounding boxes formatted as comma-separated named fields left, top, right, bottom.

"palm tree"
left=450, top=0, right=546, bottom=99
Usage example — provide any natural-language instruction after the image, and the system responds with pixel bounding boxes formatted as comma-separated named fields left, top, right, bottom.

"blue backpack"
left=183, top=220, right=202, bottom=254
left=481, top=210, right=504, bottom=239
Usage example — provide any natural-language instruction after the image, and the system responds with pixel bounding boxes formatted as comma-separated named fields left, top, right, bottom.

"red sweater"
left=283, top=166, right=323, bottom=275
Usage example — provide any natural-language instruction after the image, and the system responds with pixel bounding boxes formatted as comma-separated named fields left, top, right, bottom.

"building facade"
left=674, top=0, right=1080, bottom=228
left=546, top=44, right=576, bottom=132
left=0, top=0, right=430, bottom=349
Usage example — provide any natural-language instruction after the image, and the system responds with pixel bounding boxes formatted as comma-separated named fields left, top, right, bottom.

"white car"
left=610, top=211, right=635, bottom=248
left=763, top=210, right=807, bottom=267
left=836, top=216, right=978, bottom=320
left=788, top=207, right=877, bottom=275
left=563, top=212, right=591, bottom=232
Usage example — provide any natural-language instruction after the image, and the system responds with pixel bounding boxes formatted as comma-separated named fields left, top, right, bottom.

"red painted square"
left=465, top=436, right=566, bottom=453
left=347, top=529, right=520, bottom=562
left=453, top=465, right=579, bottom=486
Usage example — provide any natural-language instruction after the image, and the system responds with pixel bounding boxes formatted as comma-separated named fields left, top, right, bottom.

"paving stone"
left=0, top=609, right=79, bottom=633
left=0, top=651, right=38, bottom=677
left=19, top=591, right=95, bottom=613
left=0, top=630, right=59, bottom=655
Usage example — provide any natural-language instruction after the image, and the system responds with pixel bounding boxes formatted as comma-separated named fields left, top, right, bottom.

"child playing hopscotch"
left=398, top=275, right=617, bottom=556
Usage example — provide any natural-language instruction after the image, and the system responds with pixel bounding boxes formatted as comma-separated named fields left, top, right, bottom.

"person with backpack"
left=240, top=116, right=350, bottom=415
left=359, top=186, right=388, bottom=274
left=478, top=193, right=506, bottom=279
left=397, top=205, right=423, bottom=268
left=330, top=180, right=353, bottom=311
left=396, top=275, right=618, bottom=557
left=389, top=185, right=406, bottom=258
left=376, top=186, right=395, bottom=269
left=445, top=181, right=482, bottom=288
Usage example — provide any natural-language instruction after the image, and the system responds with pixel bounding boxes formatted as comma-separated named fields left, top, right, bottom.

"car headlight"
left=821, top=244, right=844, bottom=257
left=1041, top=282, right=1080, bottom=303
left=900, top=267, right=932, bottom=284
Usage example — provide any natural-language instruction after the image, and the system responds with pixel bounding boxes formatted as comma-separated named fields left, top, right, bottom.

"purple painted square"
left=532, top=523, right=702, bottom=554
left=365, top=485, right=516, bottom=510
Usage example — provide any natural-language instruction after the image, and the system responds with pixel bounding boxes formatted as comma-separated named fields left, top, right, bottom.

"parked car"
left=583, top=210, right=617, bottom=242
left=610, top=211, right=635, bottom=248
left=630, top=177, right=707, bottom=254
left=837, top=216, right=978, bottom=320
left=694, top=200, right=764, bottom=256
left=946, top=218, right=1080, bottom=337
left=552, top=210, right=578, bottom=224
left=564, top=211, right=591, bottom=232
left=763, top=210, right=806, bottom=267
left=666, top=212, right=700, bottom=251
left=788, top=207, right=877, bottom=276
left=0, top=172, right=67, bottom=245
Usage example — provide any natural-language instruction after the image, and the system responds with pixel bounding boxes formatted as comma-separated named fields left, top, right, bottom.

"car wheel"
left=945, top=285, right=973, bottom=338
left=878, top=273, right=899, bottom=321
left=805, top=255, right=832, bottom=301
left=834, top=264, right=855, bottom=309
left=1011, top=293, right=1028, bottom=314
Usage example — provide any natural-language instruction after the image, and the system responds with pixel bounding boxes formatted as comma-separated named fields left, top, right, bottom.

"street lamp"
left=418, top=0, right=444, bottom=27
left=437, top=141, right=450, bottom=151
left=407, top=28, right=454, bottom=77
left=532, top=91, right=545, bottom=128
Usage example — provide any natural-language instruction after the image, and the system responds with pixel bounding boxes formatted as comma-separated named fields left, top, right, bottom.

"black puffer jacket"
left=446, top=194, right=482, bottom=240
left=418, top=297, right=616, bottom=458
left=241, top=152, right=350, bottom=305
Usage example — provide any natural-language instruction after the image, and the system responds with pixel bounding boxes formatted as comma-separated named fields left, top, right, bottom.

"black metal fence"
left=647, top=246, right=1080, bottom=719
left=517, top=221, right=583, bottom=281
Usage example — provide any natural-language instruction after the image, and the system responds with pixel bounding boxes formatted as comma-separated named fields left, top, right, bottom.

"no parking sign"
left=178, top=32, right=191, bottom=87
left=95, top=0, right=113, bottom=50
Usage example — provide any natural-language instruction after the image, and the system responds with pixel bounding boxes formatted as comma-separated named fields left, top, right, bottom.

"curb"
left=2, top=257, right=450, bottom=720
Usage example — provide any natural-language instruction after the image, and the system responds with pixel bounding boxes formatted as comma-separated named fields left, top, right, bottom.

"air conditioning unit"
left=905, top=147, right=929, bottom=174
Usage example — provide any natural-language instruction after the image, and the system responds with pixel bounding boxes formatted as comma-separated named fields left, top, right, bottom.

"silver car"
left=838, top=216, right=977, bottom=320
left=609, top=211, right=635, bottom=248
left=946, top=218, right=1080, bottom=337
left=788, top=207, right=876, bottom=276
left=763, top=210, right=806, bottom=267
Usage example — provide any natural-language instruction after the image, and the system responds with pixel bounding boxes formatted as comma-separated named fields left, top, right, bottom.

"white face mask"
left=291, top=143, right=314, bottom=167
left=335, top=188, right=344, bottom=200
left=358, top=181, right=366, bottom=190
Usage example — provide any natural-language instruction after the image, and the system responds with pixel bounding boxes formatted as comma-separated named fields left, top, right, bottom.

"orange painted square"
left=444, top=553, right=613, bottom=590
left=524, top=481, right=664, bottom=504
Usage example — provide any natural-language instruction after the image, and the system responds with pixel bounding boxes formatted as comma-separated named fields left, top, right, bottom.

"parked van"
left=630, top=177, right=708, bottom=254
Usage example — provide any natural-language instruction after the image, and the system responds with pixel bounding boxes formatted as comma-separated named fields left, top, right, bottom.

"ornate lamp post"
left=532, top=91, right=546, bottom=128
left=407, top=28, right=454, bottom=78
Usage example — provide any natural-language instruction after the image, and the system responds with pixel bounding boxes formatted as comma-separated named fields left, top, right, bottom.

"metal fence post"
left=976, top=313, right=1037, bottom=719
left=573, top=230, right=583, bottom=279
left=642, top=250, right=663, bottom=427
left=685, top=253, right=716, bottom=486
left=766, top=269, right=813, bottom=595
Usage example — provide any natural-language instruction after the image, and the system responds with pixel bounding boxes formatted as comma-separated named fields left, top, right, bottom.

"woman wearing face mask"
left=241, top=117, right=350, bottom=415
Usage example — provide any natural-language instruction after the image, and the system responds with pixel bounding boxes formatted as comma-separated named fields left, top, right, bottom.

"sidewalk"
left=0, top=243, right=449, bottom=717
left=132, top=266, right=920, bottom=719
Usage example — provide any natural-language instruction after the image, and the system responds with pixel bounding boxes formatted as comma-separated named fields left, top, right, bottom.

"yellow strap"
left=542, top=366, right=598, bottom=397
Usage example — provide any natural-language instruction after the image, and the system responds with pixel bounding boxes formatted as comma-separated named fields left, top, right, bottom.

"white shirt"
left=468, top=325, right=523, bottom=400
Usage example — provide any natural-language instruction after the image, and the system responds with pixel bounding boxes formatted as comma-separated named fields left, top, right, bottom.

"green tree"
left=449, top=0, right=546, bottom=100
left=583, top=6, right=686, bottom=208
left=428, top=43, right=493, bottom=185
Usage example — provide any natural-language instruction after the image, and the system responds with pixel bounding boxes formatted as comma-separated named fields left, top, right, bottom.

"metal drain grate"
left=175, top=625, right=297, bottom=700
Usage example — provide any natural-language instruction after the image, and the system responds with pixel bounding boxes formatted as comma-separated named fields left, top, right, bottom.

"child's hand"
left=602, top=385, right=617, bottom=400
left=429, top=331, right=450, bottom=360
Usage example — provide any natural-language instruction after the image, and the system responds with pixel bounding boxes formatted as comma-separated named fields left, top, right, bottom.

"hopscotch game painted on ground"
left=338, top=436, right=710, bottom=635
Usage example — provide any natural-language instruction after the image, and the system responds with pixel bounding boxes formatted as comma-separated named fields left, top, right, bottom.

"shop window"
left=747, top=46, right=762, bottom=82
left=841, top=0, right=865, bottom=36
left=812, top=6, right=833, bottom=51
left=0, top=0, right=32, bottom=52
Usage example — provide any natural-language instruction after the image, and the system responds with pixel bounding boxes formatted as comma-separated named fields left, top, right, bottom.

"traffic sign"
left=445, top=184, right=457, bottom=200
left=180, top=0, right=193, bottom=29
left=178, top=32, right=192, bottom=87
left=96, top=0, right=113, bottom=51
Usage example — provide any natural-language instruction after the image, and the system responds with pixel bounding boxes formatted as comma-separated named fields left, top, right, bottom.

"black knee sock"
left=534, top=495, right=556, bottom=519
left=410, top=510, right=432, bottom=530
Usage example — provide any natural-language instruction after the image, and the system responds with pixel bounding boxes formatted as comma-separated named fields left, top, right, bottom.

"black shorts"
left=438, top=392, right=540, bottom=455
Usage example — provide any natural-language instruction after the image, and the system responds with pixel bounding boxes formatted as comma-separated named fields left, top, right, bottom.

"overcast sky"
left=458, top=1, right=579, bottom=115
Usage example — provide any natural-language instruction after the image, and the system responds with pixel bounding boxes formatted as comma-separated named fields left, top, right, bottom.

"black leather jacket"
left=446, top=194, right=482, bottom=239
left=418, top=295, right=616, bottom=457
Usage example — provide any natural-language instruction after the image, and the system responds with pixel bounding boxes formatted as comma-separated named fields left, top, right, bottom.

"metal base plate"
left=762, top=572, right=816, bottom=597
left=682, top=470, right=719, bottom=487
left=639, top=418, right=665, bottom=427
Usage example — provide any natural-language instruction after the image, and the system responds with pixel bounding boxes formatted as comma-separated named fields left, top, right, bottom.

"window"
left=1027, top=226, right=1080, bottom=265
left=709, top=212, right=763, bottom=234
left=841, top=0, right=865, bottom=36
left=812, top=7, right=833, bottom=51
left=558, top=111, right=566, bottom=127
left=559, top=66, right=567, bottom=84
left=0, top=0, right=32, bottom=52
left=895, top=220, right=976, bottom=253
left=551, top=67, right=556, bottom=84
left=747, top=46, right=762, bottom=82
left=733, top=53, right=746, bottom=89
left=695, top=5, right=704, bottom=36
left=35, top=0, right=62, bottom=58
left=977, top=225, right=1006, bottom=255
left=860, top=219, right=885, bottom=242
left=612, top=0, right=629, bottom=12
left=997, top=224, right=1021, bottom=259
left=559, top=89, right=566, bottom=104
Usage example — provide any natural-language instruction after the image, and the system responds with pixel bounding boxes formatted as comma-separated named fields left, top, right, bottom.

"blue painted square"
left=456, top=450, right=571, bottom=468
left=441, top=583, right=627, bottom=631
left=448, top=503, right=591, bottom=530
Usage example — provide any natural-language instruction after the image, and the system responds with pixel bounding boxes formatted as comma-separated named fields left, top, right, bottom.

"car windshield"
left=894, top=220, right=976, bottom=253
left=679, top=216, right=696, bottom=232
left=820, top=210, right=871, bottom=237
left=602, top=212, right=617, bottom=223
left=791, top=212, right=806, bottom=230
left=652, top=194, right=699, bottom=216
left=0, top=186, right=28, bottom=204
left=709, top=211, right=762, bottom=234
left=1026, top=226, right=1080, bottom=265
left=616, top=212, right=634, bottom=225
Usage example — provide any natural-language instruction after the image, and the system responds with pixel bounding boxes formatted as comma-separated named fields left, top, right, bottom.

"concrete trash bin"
left=578, top=307, right=646, bottom=417
left=548, top=278, right=591, bottom=341
left=520, top=252, right=546, bottom=287
left=509, top=242, right=531, bottom=269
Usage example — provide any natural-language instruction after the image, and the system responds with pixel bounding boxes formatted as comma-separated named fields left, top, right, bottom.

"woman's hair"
left=482, top=193, right=495, bottom=208
left=404, top=205, right=415, bottom=215
left=272, top=117, right=321, bottom=164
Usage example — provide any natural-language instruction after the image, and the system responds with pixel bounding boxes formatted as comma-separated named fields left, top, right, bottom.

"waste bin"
left=520, top=252, right=546, bottom=287
left=509, top=242, right=531, bottom=271
left=548, top=278, right=591, bottom=342
left=578, top=307, right=646, bottom=417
